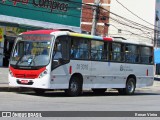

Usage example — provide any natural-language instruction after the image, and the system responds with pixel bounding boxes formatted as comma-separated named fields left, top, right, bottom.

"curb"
left=0, top=86, right=32, bottom=92
left=0, top=87, right=20, bottom=92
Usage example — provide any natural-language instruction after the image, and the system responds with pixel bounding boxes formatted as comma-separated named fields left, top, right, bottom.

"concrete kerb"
left=0, top=84, right=32, bottom=92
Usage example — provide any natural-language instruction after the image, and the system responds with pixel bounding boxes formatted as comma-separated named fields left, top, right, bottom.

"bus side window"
left=53, top=42, right=62, bottom=60
left=125, top=46, right=130, bottom=62
left=70, top=44, right=75, bottom=58
left=91, top=40, right=104, bottom=60
left=52, top=36, right=69, bottom=69
left=111, top=43, right=121, bottom=61
left=101, top=42, right=108, bottom=60
left=125, top=44, right=138, bottom=63
left=140, top=46, right=152, bottom=64
left=71, top=37, right=89, bottom=60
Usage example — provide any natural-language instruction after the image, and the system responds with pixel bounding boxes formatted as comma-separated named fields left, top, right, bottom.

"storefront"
left=0, top=0, right=82, bottom=67
left=0, top=27, right=27, bottom=66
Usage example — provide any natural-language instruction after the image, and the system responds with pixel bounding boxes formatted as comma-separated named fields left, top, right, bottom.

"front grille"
left=15, top=74, right=37, bottom=79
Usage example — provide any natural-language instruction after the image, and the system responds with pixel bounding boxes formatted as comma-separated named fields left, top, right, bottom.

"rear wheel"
left=65, top=76, right=82, bottom=97
left=92, top=88, right=107, bottom=94
left=125, top=78, right=136, bottom=95
left=118, top=77, right=136, bottom=95
left=33, top=88, right=45, bottom=95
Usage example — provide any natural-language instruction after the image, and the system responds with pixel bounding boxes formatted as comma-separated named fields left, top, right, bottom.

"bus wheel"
left=125, top=78, right=136, bottom=95
left=66, top=77, right=82, bottom=97
left=92, top=88, right=107, bottom=94
left=118, top=78, right=136, bottom=95
left=33, top=88, right=45, bottom=95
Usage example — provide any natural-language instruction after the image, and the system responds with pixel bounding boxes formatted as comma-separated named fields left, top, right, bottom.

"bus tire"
left=92, top=88, right=107, bottom=94
left=66, top=77, right=82, bottom=97
left=33, top=88, right=45, bottom=95
left=125, top=77, right=136, bottom=95
left=118, top=77, right=136, bottom=95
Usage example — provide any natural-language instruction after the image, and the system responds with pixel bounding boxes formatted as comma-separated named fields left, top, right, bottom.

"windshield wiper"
left=28, top=54, right=39, bottom=66
left=15, top=55, right=24, bottom=66
left=15, top=55, right=34, bottom=66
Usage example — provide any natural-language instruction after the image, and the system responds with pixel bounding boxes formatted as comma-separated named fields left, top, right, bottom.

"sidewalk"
left=0, top=67, right=8, bottom=84
left=0, top=67, right=159, bottom=92
left=0, top=67, right=25, bottom=92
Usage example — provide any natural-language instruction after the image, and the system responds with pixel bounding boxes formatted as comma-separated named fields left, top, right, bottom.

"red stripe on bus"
left=103, top=37, right=113, bottom=41
left=9, top=66, right=46, bottom=79
left=69, top=66, right=72, bottom=74
left=22, top=30, right=59, bottom=35
left=146, top=69, right=148, bottom=76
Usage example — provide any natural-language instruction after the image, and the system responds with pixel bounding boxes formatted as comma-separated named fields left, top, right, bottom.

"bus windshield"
left=10, top=34, right=54, bottom=68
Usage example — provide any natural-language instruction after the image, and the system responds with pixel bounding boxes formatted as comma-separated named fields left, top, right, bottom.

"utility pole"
left=155, top=12, right=159, bottom=48
left=91, top=0, right=100, bottom=35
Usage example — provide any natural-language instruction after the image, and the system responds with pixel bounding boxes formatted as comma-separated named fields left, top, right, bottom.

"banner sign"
left=0, top=28, right=4, bottom=42
left=0, top=0, right=82, bottom=27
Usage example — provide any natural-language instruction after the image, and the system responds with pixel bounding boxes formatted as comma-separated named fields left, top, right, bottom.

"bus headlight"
left=9, top=69, right=14, bottom=77
left=38, top=69, right=48, bottom=78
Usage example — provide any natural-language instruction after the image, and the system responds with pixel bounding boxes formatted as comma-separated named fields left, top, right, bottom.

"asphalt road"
left=0, top=88, right=160, bottom=111
left=0, top=86, right=160, bottom=119
left=0, top=68, right=160, bottom=119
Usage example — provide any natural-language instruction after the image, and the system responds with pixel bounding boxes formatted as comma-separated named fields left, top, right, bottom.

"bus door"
left=50, top=36, right=70, bottom=88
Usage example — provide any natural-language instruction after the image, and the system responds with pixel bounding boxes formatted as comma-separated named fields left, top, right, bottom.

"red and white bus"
left=9, top=29, right=154, bottom=96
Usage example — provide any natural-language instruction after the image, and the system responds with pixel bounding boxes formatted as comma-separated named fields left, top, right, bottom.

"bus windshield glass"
left=10, top=34, right=54, bottom=67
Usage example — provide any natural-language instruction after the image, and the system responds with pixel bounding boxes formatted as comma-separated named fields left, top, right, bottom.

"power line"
left=100, top=7, right=156, bottom=32
left=108, top=16, right=153, bottom=40
left=115, top=0, right=158, bottom=28
left=99, top=9, right=150, bottom=33
left=99, top=10, right=153, bottom=40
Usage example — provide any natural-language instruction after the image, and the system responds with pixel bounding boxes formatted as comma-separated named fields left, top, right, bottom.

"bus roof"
left=22, top=30, right=59, bottom=34
left=21, top=30, right=153, bottom=46
left=21, top=30, right=113, bottom=41
left=68, top=32, right=113, bottom=42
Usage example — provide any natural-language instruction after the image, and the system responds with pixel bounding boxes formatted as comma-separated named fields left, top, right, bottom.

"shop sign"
left=0, top=0, right=82, bottom=27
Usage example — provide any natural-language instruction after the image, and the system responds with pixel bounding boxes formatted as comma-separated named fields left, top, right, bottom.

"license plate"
left=20, top=80, right=29, bottom=84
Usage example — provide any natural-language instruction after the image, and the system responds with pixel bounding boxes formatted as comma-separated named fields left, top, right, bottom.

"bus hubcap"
left=70, top=82, right=78, bottom=92
left=127, top=81, right=134, bottom=92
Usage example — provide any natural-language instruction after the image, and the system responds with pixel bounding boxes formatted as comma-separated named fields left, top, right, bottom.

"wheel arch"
left=66, top=73, right=83, bottom=96
left=126, top=74, right=137, bottom=87
left=70, top=73, right=83, bottom=84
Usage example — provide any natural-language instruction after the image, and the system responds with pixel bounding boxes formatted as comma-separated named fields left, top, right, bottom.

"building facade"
left=81, top=0, right=111, bottom=36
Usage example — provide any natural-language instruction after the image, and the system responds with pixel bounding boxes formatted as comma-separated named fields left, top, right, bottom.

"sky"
left=110, top=0, right=156, bottom=28
left=108, top=0, right=156, bottom=42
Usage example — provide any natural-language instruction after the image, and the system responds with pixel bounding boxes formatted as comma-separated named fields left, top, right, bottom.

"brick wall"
left=81, top=0, right=111, bottom=36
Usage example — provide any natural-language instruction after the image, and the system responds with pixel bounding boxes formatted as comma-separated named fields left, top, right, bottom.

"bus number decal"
left=76, top=64, right=88, bottom=70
